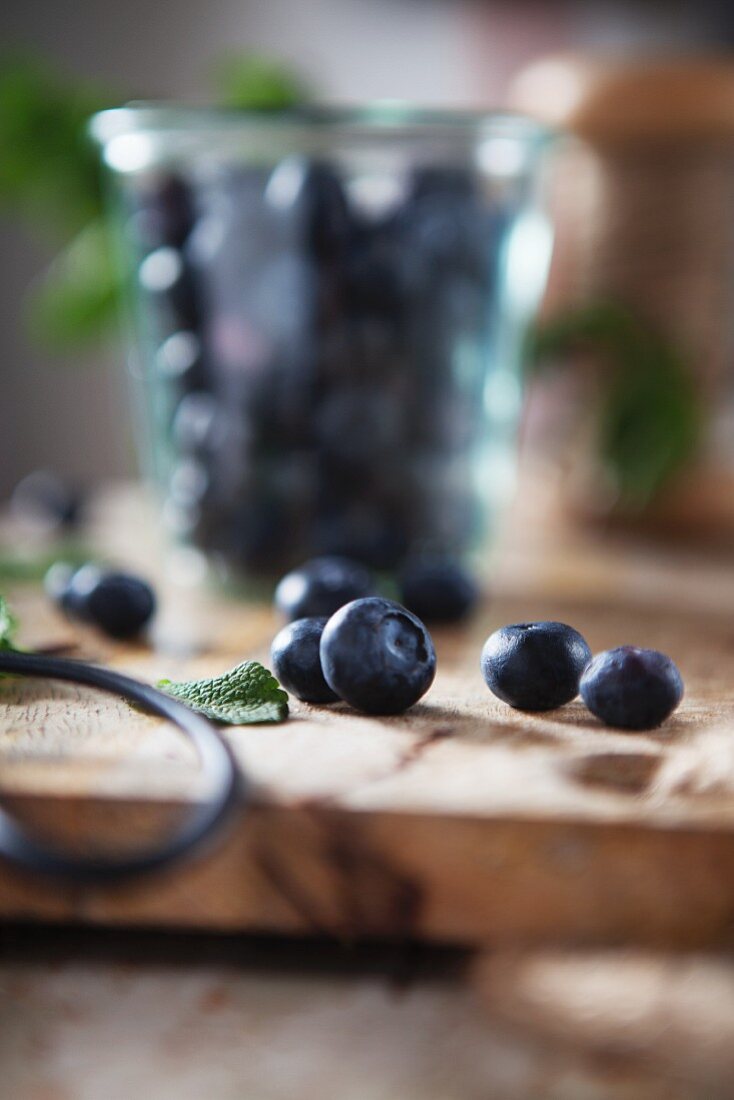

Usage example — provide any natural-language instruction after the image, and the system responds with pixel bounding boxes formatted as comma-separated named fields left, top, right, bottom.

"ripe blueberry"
left=481, top=621, right=592, bottom=711
left=580, top=646, right=683, bottom=730
left=399, top=558, right=478, bottom=624
left=275, top=556, right=375, bottom=622
left=270, top=617, right=338, bottom=704
left=320, top=597, right=436, bottom=715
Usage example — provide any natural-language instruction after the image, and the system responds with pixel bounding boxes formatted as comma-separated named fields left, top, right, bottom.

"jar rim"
left=89, top=101, right=552, bottom=146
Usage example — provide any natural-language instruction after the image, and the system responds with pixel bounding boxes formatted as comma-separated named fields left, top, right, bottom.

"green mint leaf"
left=25, top=219, right=124, bottom=349
left=157, top=660, right=289, bottom=725
left=528, top=301, right=702, bottom=510
left=0, top=595, right=19, bottom=651
left=213, top=53, right=309, bottom=111
left=0, top=54, right=114, bottom=236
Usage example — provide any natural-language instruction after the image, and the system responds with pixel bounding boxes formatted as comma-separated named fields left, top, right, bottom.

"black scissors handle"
left=0, top=650, right=243, bottom=883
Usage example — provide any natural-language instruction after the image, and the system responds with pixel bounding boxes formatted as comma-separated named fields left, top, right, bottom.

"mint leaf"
left=0, top=54, right=113, bottom=236
left=157, top=661, right=289, bottom=725
left=0, top=595, right=19, bottom=651
left=213, top=53, right=309, bottom=111
left=26, top=219, right=124, bottom=350
left=528, top=301, right=702, bottom=510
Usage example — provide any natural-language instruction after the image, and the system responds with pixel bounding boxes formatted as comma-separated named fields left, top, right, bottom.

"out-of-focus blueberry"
left=312, top=507, right=409, bottom=572
left=275, top=556, right=375, bottom=622
left=172, top=393, right=218, bottom=453
left=49, top=564, right=156, bottom=639
left=344, top=241, right=404, bottom=322
left=169, top=459, right=210, bottom=506
left=139, top=246, right=184, bottom=294
left=267, top=158, right=351, bottom=261
left=314, top=387, right=402, bottom=466
left=126, top=175, right=194, bottom=252
left=138, top=246, right=199, bottom=331
left=408, top=166, right=477, bottom=203
left=399, top=558, right=478, bottom=624
left=156, top=331, right=203, bottom=385
left=44, top=562, right=84, bottom=616
left=250, top=252, right=316, bottom=346
left=227, top=496, right=296, bottom=574
left=11, top=471, right=83, bottom=530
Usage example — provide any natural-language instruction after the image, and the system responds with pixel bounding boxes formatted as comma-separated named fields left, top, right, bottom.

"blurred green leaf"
left=1, top=50, right=311, bottom=352
left=25, top=219, right=124, bottom=349
left=213, top=53, right=309, bottom=111
left=0, top=595, right=18, bottom=651
left=0, top=55, right=114, bottom=237
left=529, top=302, right=702, bottom=510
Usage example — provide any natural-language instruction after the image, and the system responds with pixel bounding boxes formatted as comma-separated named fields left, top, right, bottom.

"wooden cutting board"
left=3, top=484, right=734, bottom=947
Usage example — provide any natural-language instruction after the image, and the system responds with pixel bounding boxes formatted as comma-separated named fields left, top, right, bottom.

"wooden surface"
left=4, top=485, right=734, bottom=946
left=6, top=927, right=712, bottom=1100
left=7, top=926, right=732, bottom=1100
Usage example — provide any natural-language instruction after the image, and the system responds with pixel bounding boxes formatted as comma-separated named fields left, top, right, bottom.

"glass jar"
left=91, top=105, right=552, bottom=584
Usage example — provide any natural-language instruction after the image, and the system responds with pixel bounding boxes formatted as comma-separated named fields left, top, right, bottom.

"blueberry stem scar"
left=0, top=650, right=243, bottom=883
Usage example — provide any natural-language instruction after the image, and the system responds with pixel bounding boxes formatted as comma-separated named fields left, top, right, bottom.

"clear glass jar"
left=91, top=105, right=552, bottom=584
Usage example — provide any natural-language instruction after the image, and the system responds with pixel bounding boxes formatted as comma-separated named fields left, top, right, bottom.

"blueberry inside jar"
left=92, top=106, right=551, bottom=583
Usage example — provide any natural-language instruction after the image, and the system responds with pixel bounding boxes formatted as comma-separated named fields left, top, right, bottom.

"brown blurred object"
left=474, top=949, right=734, bottom=1098
left=509, top=56, right=734, bottom=540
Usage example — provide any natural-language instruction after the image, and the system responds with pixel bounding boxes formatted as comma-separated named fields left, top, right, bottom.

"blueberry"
left=408, top=166, right=477, bottom=203
left=270, top=617, right=338, bottom=704
left=399, top=558, right=478, bottom=624
left=172, top=392, right=219, bottom=454
left=11, top=471, right=83, bottom=530
left=156, top=331, right=203, bottom=385
left=481, top=621, right=592, bottom=711
left=320, top=597, right=436, bottom=714
left=127, top=175, right=194, bottom=252
left=275, top=556, right=375, bottom=622
left=580, top=646, right=683, bottom=730
left=54, top=565, right=156, bottom=640
left=44, top=562, right=84, bottom=616
left=138, top=246, right=199, bottom=331
left=266, top=159, right=351, bottom=261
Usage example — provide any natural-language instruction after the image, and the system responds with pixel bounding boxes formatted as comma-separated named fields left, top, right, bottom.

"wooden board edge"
left=1, top=791, right=734, bottom=949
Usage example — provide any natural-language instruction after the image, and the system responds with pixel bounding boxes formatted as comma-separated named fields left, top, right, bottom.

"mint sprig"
left=157, top=661, right=289, bottom=725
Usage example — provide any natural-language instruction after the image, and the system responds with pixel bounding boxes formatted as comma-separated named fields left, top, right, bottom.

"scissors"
left=0, top=650, right=242, bottom=882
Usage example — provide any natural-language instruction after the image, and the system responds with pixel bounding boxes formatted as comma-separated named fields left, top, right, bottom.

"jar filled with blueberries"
left=91, top=106, right=552, bottom=585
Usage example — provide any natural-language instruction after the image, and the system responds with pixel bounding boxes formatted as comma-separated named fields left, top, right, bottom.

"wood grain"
left=3, top=485, right=734, bottom=945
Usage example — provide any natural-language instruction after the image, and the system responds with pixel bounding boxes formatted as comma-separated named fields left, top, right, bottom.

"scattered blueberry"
left=47, top=563, right=156, bottom=640
left=270, top=617, right=338, bottom=704
left=11, top=471, right=83, bottom=530
left=320, top=597, right=436, bottom=714
left=399, top=558, right=478, bottom=624
left=481, top=621, right=592, bottom=711
left=275, top=557, right=375, bottom=622
left=580, top=646, right=683, bottom=730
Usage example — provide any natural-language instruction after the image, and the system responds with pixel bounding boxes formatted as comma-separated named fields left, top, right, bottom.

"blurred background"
left=4, top=0, right=734, bottom=500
